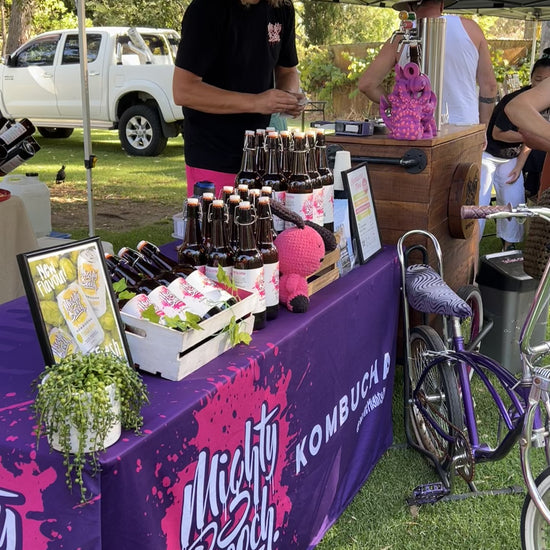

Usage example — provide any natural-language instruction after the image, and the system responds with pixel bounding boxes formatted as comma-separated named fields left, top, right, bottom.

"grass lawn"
left=17, top=129, right=539, bottom=549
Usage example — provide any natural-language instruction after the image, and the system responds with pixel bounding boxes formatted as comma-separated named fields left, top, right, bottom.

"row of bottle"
left=177, top=197, right=278, bottom=330
left=106, top=240, right=239, bottom=326
left=234, top=127, right=334, bottom=233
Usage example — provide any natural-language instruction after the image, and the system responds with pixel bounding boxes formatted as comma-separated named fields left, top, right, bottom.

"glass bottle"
left=200, top=192, right=214, bottom=253
left=177, top=197, right=207, bottom=272
left=220, top=185, right=234, bottom=204
left=235, top=130, right=261, bottom=190
left=316, top=128, right=335, bottom=232
left=0, top=118, right=36, bottom=159
left=205, top=199, right=234, bottom=281
left=227, top=194, right=241, bottom=253
left=237, top=183, right=250, bottom=202
left=285, top=132, right=313, bottom=228
left=306, top=130, right=324, bottom=227
left=0, top=137, right=41, bottom=176
left=232, top=201, right=266, bottom=330
left=254, top=129, right=267, bottom=180
left=279, top=130, right=293, bottom=181
left=261, top=131, right=287, bottom=234
left=256, top=196, right=279, bottom=320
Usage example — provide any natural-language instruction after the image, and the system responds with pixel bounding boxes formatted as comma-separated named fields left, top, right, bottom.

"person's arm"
left=505, top=79, right=550, bottom=152
left=492, top=126, right=523, bottom=143
left=463, top=19, right=497, bottom=126
left=358, top=39, right=399, bottom=104
left=172, top=66, right=301, bottom=116
left=505, top=144, right=531, bottom=184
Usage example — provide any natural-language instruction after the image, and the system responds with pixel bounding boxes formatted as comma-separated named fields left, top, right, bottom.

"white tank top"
left=442, top=15, right=479, bottom=125
left=397, top=15, right=479, bottom=125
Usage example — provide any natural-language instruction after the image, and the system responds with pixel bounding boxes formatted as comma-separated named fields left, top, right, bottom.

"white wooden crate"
left=121, top=289, right=257, bottom=381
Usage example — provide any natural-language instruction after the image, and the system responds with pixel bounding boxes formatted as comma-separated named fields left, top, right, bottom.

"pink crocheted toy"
left=271, top=200, right=337, bottom=313
left=380, top=62, right=437, bottom=140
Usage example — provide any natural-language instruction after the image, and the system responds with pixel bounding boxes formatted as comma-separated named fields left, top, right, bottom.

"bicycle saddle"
left=405, top=264, right=472, bottom=319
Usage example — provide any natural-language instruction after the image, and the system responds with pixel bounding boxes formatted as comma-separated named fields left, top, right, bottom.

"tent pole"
left=76, top=0, right=95, bottom=236
left=531, top=20, right=539, bottom=67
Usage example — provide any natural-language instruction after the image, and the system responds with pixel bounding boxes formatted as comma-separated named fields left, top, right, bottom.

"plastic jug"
left=1, top=172, right=52, bottom=237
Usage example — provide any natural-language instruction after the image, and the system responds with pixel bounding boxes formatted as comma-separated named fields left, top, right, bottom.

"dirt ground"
left=49, top=183, right=175, bottom=233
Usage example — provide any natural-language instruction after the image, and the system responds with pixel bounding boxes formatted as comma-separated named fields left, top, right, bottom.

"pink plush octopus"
left=380, top=62, right=437, bottom=140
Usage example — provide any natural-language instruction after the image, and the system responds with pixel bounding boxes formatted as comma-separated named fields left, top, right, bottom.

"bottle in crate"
left=306, top=130, right=324, bottom=227
left=177, top=198, right=207, bottom=272
left=0, top=137, right=41, bottom=176
left=285, top=132, right=313, bottom=227
left=255, top=129, right=267, bottom=179
left=205, top=199, right=234, bottom=281
left=235, top=130, right=261, bottom=190
left=315, top=128, right=334, bottom=233
left=232, top=201, right=266, bottom=330
left=261, top=131, right=287, bottom=234
left=256, top=196, right=279, bottom=320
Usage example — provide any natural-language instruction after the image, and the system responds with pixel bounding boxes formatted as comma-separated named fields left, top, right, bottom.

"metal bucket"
left=419, top=17, right=446, bottom=130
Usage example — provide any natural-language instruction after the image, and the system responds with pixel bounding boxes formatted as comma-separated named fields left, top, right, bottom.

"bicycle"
left=398, top=204, right=550, bottom=550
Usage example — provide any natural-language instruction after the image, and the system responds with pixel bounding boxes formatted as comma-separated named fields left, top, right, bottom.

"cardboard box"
left=122, top=289, right=257, bottom=381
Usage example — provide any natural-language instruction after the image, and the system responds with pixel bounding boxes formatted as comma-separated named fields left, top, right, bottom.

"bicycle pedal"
left=407, top=482, right=450, bottom=506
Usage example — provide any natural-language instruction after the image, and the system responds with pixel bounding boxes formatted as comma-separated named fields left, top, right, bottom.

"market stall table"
left=0, top=194, right=38, bottom=305
left=0, top=246, right=400, bottom=550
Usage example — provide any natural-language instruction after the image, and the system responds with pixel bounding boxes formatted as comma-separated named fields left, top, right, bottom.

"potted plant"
left=33, top=351, right=149, bottom=502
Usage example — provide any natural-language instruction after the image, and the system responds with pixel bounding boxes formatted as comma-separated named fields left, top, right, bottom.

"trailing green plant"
left=33, top=351, right=149, bottom=503
left=491, top=48, right=531, bottom=86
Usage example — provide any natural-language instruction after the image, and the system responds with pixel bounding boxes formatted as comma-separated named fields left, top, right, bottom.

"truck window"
left=61, top=34, right=102, bottom=65
left=13, top=35, right=60, bottom=67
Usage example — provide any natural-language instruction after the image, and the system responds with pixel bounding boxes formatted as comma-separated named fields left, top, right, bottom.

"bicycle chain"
left=416, top=390, right=475, bottom=483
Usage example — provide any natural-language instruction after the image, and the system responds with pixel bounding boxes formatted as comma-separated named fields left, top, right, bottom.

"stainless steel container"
left=419, top=17, right=446, bottom=130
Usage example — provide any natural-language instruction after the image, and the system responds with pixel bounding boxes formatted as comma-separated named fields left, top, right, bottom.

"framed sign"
left=341, top=162, right=382, bottom=264
left=17, top=237, right=133, bottom=367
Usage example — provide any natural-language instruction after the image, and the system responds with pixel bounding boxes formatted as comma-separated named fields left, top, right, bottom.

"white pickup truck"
left=0, top=26, right=183, bottom=156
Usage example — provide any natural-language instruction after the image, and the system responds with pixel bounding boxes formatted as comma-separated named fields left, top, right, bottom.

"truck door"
left=1, top=34, right=61, bottom=118
left=54, top=32, right=104, bottom=120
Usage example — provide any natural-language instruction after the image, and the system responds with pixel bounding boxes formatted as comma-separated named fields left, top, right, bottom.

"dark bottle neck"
left=236, top=205, right=257, bottom=251
left=210, top=203, right=228, bottom=249
left=256, top=200, right=274, bottom=246
left=138, top=241, right=178, bottom=270
left=291, top=136, right=309, bottom=179
left=182, top=202, right=203, bottom=246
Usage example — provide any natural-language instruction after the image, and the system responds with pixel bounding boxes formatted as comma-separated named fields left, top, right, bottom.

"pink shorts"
left=185, top=165, right=237, bottom=198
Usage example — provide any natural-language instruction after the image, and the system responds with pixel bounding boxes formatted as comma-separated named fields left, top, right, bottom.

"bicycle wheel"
left=521, top=467, right=550, bottom=549
left=408, top=325, right=464, bottom=469
left=456, top=285, right=484, bottom=352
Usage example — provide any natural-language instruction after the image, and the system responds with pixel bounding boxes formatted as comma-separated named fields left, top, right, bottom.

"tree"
left=5, top=0, right=34, bottom=54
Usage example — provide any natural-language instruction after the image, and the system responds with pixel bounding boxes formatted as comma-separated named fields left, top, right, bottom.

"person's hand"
left=255, top=89, right=305, bottom=116
left=281, top=90, right=307, bottom=118
left=505, top=166, right=521, bottom=184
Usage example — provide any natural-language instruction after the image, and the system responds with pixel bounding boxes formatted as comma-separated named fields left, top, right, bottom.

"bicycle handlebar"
left=461, top=204, right=513, bottom=219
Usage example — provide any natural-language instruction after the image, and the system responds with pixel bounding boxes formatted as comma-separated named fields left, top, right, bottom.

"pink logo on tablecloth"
left=160, top=352, right=293, bottom=549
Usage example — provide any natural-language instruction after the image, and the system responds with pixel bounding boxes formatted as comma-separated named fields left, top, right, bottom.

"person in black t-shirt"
left=173, top=0, right=305, bottom=197
left=478, top=55, right=550, bottom=250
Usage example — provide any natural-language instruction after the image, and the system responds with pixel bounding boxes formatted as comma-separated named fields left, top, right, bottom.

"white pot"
left=48, top=383, right=122, bottom=454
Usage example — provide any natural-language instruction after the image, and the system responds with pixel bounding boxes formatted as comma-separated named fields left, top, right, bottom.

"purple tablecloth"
left=0, top=246, right=400, bottom=550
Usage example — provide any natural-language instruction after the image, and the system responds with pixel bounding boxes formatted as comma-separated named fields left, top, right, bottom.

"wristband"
left=479, top=96, right=496, bottom=104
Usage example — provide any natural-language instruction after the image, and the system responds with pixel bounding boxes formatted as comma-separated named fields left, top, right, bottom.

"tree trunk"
left=5, top=0, right=34, bottom=55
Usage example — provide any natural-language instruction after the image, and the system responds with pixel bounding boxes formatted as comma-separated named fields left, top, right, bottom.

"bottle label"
left=323, top=184, right=334, bottom=225
left=167, top=277, right=213, bottom=317
left=272, top=190, right=286, bottom=232
left=232, top=266, right=266, bottom=313
left=121, top=293, right=164, bottom=320
left=263, top=261, right=279, bottom=308
left=56, top=282, right=105, bottom=354
left=284, top=192, right=313, bottom=229
left=77, top=247, right=107, bottom=318
left=148, top=286, right=191, bottom=321
left=0, top=121, right=29, bottom=146
left=205, top=264, right=233, bottom=282
left=313, top=187, right=324, bottom=226
left=186, top=269, right=235, bottom=306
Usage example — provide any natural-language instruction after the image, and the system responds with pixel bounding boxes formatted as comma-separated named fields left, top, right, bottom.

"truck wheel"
left=118, top=104, right=167, bottom=156
left=38, top=127, right=74, bottom=139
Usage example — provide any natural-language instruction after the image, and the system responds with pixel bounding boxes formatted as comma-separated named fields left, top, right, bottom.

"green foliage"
left=491, top=47, right=531, bottom=85
left=33, top=351, right=149, bottom=503
left=298, top=46, right=347, bottom=101
left=30, top=0, right=79, bottom=33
